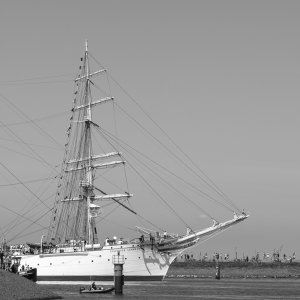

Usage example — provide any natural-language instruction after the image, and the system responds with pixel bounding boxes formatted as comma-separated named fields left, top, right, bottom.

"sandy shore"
left=0, top=269, right=61, bottom=300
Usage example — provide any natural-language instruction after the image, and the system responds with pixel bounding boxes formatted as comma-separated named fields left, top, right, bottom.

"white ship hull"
left=19, top=243, right=176, bottom=283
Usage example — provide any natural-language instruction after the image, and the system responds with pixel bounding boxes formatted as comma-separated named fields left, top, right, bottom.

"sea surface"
left=45, top=278, right=300, bottom=299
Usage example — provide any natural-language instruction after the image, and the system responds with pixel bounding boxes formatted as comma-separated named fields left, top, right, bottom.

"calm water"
left=45, top=278, right=300, bottom=299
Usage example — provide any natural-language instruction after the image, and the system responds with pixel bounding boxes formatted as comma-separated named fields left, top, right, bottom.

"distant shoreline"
left=167, top=261, right=300, bottom=279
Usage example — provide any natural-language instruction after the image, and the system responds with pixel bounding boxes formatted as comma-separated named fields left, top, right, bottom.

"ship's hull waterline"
left=19, top=243, right=176, bottom=283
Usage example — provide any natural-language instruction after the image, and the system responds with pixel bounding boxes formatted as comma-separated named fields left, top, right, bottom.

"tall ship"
left=19, top=42, right=248, bottom=283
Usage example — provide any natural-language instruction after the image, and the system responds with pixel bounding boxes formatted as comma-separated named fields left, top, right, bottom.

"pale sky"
left=0, top=0, right=299, bottom=260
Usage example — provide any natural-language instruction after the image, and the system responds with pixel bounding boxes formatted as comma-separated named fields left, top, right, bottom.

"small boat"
left=79, top=286, right=115, bottom=294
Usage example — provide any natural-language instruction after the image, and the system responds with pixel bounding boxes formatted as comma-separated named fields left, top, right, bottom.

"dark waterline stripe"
left=37, top=275, right=164, bottom=281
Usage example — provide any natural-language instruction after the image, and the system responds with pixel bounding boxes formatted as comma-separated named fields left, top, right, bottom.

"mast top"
left=85, top=40, right=88, bottom=52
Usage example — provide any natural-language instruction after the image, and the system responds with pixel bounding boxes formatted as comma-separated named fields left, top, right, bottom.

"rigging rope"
left=0, top=162, right=52, bottom=210
left=0, top=93, right=65, bottom=150
left=108, top=78, right=241, bottom=211
left=0, top=73, right=74, bottom=86
left=0, top=119, right=61, bottom=174
left=0, top=110, right=69, bottom=129
left=89, top=53, right=241, bottom=213
left=113, top=102, right=238, bottom=213
left=90, top=122, right=193, bottom=229
left=98, top=126, right=234, bottom=215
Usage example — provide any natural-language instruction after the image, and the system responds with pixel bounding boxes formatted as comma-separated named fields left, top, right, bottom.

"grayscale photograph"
left=0, top=1, right=299, bottom=299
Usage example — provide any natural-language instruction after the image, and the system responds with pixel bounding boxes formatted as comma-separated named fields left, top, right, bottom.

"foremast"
left=47, top=41, right=132, bottom=246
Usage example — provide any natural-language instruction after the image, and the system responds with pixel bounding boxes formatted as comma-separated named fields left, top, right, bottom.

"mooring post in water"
left=215, top=252, right=220, bottom=280
left=113, top=251, right=125, bottom=294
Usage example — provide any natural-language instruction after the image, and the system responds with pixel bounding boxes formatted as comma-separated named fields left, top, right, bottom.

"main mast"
left=83, top=40, right=95, bottom=244
left=46, top=41, right=132, bottom=246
